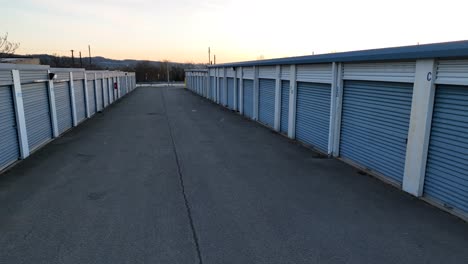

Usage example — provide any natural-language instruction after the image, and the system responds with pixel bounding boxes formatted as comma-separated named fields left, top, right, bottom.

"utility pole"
left=70, top=50, right=75, bottom=67
left=214, top=55, right=216, bottom=65
left=208, top=47, right=211, bottom=65
left=79, top=51, right=83, bottom=68
left=88, top=45, right=92, bottom=65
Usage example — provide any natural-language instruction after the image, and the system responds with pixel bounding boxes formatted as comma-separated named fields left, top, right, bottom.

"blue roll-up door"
left=227, top=78, right=234, bottom=109
left=219, top=78, right=225, bottom=105
left=295, top=82, right=331, bottom=152
left=258, top=79, right=275, bottom=128
left=87, top=80, right=96, bottom=115
left=280, top=80, right=290, bottom=134
left=109, top=79, right=113, bottom=102
left=54, top=82, right=73, bottom=134
left=210, top=77, right=214, bottom=100
left=73, top=80, right=86, bottom=123
left=340, top=80, right=413, bottom=184
left=119, top=77, right=125, bottom=96
left=113, top=79, right=117, bottom=101
left=424, top=85, right=468, bottom=215
left=22, top=83, right=52, bottom=151
left=96, top=80, right=103, bottom=110
left=103, top=80, right=109, bottom=107
left=0, top=85, right=19, bottom=169
left=243, top=79, right=254, bottom=118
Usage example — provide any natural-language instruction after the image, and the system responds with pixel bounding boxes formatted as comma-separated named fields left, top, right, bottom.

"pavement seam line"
left=161, top=88, right=204, bottom=264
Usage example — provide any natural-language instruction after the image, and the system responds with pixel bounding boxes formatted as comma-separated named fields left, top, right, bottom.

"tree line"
left=134, top=60, right=205, bottom=83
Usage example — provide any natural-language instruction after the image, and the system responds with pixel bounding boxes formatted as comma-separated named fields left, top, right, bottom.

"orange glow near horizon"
left=2, top=0, right=468, bottom=64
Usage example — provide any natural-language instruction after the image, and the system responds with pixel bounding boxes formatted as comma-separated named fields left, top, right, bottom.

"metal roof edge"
left=208, top=40, right=468, bottom=68
left=184, top=68, right=208, bottom=72
left=0, top=63, right=50, bottom=70
left=50, top=67, right=86, bottom=72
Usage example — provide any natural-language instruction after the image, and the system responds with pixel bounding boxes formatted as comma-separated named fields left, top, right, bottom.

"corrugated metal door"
left=103, top=80, right=109, bottom=107
left=0, top=85, right=19, bottom=169
left=22, top=83, right=52, bottom=150
left=243, top=79, right=254, bottom=118
left=258, top=79, right=275, bottom=128
left=87, top=80, right=96, bottom=115
left=54, top=82, right=73, bottom=134
left=120, top=77, right=125, bottom=96
left=424, top=85, right=468, bottom=214
left=96, top=80, right=103, bottom=110
left=295, top=82, right=331, bottom=152
left=110, top=79, right=115, bottom=103
left=227, top=78, right=234, bottom=109
left=73, top=80, right=86, bottom=123
left=280, top=80, right=290, bottom=134
left=119, top=77, right=124, bottom=96
left=340, top=80, right=413, bottom=184
left=210, top=77, right=214, bottom=100
left=219, top=78, right=225, bottom=105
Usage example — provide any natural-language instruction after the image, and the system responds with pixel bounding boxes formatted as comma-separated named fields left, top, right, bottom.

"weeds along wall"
left=185, top=41, right=468, bottom=221
left=0, top=63, right=136, bottom=172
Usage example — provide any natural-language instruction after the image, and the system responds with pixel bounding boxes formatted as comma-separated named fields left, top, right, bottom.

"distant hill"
left=86, top=56, right=163, bottom=69
left=23, top=54, right=205, bottom=70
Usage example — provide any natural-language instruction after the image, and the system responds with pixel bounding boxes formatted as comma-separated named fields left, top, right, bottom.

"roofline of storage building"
left=209, top=40, right=468, bottom=67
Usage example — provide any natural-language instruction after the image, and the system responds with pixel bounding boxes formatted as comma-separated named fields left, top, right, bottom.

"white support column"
left=117, top=76, right=121, bottom=99
left=403, top=59, right=437, bottom=197
left=287, top=65, right=297, bottom=139
left=11, top=70, right=30, bottom=159
left=253, top=66, right=259, bottom=120
left=331, top=63, right=344, bottom=157
left=69, top=72, right=78, bottom=127
left=274, top=65, right=281, bottom=132
left=223, top=68, right=228, bottom=106
left=46, top=70, right=59, bottom=138
left=233, top=68, right=238, bottom=111
left=328, top=63, right=338, bottom=155
left=239, top=67, right=244, bottom=115
left=83, top=74, right=91, bottom=118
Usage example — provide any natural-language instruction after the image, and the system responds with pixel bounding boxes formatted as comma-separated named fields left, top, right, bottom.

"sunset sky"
left=2, top=0, right=468, bottom=64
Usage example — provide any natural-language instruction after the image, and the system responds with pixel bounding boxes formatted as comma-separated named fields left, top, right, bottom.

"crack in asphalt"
left=161, top=88, right=204, bottom=264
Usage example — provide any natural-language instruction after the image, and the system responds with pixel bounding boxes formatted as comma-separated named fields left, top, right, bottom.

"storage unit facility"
left=185, top=41, right=468, bottom=221
left=0, top=63, right=136, bottom=172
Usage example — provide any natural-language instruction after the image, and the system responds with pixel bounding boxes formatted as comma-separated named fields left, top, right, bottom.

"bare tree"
left=0, top=33, right=20, bottom=58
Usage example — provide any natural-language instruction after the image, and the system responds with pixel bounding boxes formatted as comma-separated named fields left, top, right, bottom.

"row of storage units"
left=185, top=41, right=468, bottom=221
left=0, top=64, right=136, bottom=172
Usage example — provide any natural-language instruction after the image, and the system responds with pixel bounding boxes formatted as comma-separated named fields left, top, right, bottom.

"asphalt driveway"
left=0, top=86, right=467, bottom=264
